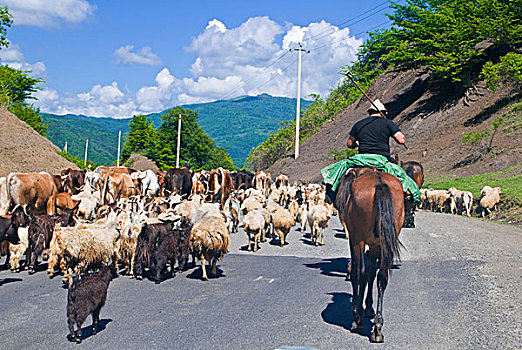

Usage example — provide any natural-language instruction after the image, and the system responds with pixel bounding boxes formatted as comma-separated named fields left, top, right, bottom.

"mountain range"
left=41, top=94, right=312, bottom=167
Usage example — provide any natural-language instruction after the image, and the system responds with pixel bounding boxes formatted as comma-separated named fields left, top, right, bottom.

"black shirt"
left=349, top=116, right=400, bottom=158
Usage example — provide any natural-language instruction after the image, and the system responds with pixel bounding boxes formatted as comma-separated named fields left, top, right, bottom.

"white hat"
left=367, top=99, right=387, bottom=114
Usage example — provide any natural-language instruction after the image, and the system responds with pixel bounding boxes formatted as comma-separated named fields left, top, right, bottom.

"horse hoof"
left=370, top=331, right=384, bottom=343
left=75, top=337, right=82, bottom=344
left=350, top=321, right=362, bottom=331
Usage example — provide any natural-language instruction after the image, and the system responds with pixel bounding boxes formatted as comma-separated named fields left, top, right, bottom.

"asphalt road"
left=0, top=211, right=521, bottom=350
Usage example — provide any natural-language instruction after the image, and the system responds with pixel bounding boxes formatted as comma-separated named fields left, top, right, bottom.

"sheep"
left=67, top=264, right=113, bottom=343
left=240, top=197, right=263, bottom=215
left=224, top=195, right=240, bottom=233
left=62, top=221, right=121, bottom=285
left=307, top=204, right=332, bottom=246
left=288, top=199, right=299, bottom=221
left=271, top=207, right=295, bottom=247
left=425, top=189, right=455, bottom=213
left=479, top=186, right=501, bottom=218
left=174, top=200, right=200, bottom=223
left=297, top=204, right=308, bottom=233
left=259, top=208, right=271, bottom=242
left=71, top=185, right=101, bottom=221
left=448, top=187, right=474, bottom=216
left=47, top=224, right=70, bottom=279
left=8, top=226, right=28, bottom=272
left=189, top=214, right=229, bottom=281
left=242, top=210, right=265, bottom=252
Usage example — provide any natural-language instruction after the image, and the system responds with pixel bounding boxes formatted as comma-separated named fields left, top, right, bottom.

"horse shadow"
left=305, top=257, right=349, bottom=278
left=0, top=278, right=22, bottom=286
left=321, top=292, right=373, bottom=340
left=66, top=319, right=112, bottom=343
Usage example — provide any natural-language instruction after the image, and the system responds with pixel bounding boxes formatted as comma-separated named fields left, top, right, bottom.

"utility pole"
left=290, top=43, right=309, bottom=159
left=84, top=139, right=89, bottom=167
left=176, top=113, right=182, bottom=168
left=64, top=141, right=68, bottom=153
left=116, top=130, right=121, bottom=167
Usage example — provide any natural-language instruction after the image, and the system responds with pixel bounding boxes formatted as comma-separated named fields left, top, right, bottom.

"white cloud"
left=0, top=44, right=47, bottom=77
left=114, top=45, right=162, bottom=66
left=4, top=0, right=95, bottom=27
left=36, top=16, right=363, bottom=117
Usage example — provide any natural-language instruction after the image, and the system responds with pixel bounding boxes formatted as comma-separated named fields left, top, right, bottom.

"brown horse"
left=337, top=167, right=404, bottom=343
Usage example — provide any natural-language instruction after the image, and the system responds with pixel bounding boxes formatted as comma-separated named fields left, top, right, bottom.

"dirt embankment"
left=0, top=106, right=77, bottom=177
left=268, top=70, right=522, bottom=184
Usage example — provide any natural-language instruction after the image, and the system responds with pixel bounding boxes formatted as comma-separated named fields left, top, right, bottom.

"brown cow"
left=61, top=169, right=85, bottom=195
left=207, top=167, right=234, bottom=205
left=100, top=173, right=139, bottom=204
left=6, top=172, right=59, bottom=214
left=47, top=193, right=79, bottom=215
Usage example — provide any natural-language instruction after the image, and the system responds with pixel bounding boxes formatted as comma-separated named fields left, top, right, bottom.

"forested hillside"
left=251, top=0, right=522, bottom=173
left=42, top=94, right=312, bottom=167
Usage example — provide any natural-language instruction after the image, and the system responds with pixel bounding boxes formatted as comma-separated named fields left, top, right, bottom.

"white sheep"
left=240, top=197, right=263, bottom=215
left=307, top=204, right=332, bottom=246
left=479, top=186, right=501, bottom=218
left=190, top=214, right=229, bottom=281
left=242, top=210, right=265, bottom=252
left=271, top=207, right=295, bottom=247
left=448, top=187, right=474, bottom=216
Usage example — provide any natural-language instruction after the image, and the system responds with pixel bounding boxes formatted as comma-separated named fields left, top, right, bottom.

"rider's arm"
left=393, top=131, right=406, bottom=144
left=346, top=135, right=358, bottom=149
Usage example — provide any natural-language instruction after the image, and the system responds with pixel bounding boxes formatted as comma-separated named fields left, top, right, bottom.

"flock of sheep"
left=420, top=186, right=502, bottom=218
left=0, top=167, right=335, bottom=343
left=0, top=165, right=505, bottom=343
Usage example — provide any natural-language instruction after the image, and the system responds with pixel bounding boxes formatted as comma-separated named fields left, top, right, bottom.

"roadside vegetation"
left=245, top=0, right=522, bottom=171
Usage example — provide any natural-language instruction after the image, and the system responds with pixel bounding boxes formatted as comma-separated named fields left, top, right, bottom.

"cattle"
left=207, top=167, right=234, bottom=205
left=47, top=192, right=78, bottom=215
left=0, top=177, right=9, bottom=215
left=164, top=167, right=192, bottom=198
left=130, top=170, right=161, bottom=197
left=61, top=169, right=85, bottom=195
left=6, top=172, right=59, bottom=214
left=275, top=174, right=289, bottom=189
left=67, top=264, right=113, bottom=343
left=94, top=166, right=133, bottom=175
left=252, top=171, right=272, bottom=198
left=232, top=170, right=254, bottom=190
left=100, top=173, right=139, bottom=205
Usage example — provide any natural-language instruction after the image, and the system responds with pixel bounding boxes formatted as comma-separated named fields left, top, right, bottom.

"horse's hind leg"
left=364, top=250, right=377, bottom=318
left=371, top=267, right=389, bottom=343
left=350, top=241, right=365, bottom=330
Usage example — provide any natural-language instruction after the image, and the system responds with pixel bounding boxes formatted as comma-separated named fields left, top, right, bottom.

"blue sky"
left=0, top=0, right=402, bottom=117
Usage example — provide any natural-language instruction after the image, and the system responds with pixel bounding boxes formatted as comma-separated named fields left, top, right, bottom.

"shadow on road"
left=0, top=277, right=22, bottom=286
left=186, top=265, right=226, bottom=280
left=66, top=318, right=112, bottom=343
left=321, top=292, right=372, bottom=340
left=305, top=257, right=349, bottom=278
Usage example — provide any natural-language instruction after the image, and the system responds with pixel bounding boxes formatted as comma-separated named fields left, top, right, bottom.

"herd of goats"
left=0, top=165, right=502, bottom=343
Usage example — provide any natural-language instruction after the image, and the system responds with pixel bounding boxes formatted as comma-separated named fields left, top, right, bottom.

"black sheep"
left=67, top=264, right=113, bottom=343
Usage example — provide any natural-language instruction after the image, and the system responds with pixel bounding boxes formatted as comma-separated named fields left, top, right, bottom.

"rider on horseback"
left=345, top=99, right=405, bottom=164
left=343, top=99, right=416, bottom=228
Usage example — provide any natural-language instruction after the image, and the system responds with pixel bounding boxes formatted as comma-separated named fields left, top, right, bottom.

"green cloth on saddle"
left=321, top=153, right=421, bottom=203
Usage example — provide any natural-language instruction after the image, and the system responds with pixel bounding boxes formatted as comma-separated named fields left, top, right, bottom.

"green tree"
left=150, top=107, right=236, bottom=170
left=0, top=6, right=12, bottom=49
left=0, top=65, right=42, bottom=107
left=8, top=102, right=47, bottom=136
left=481, top=52, right=522, bottom=93
left=121, top=114, right=156, bottom=160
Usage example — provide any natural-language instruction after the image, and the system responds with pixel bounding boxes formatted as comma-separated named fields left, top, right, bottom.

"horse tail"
left=374, top=175, right=401, bottom=271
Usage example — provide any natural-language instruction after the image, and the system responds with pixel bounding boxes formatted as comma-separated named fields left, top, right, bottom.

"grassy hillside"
left=42, top=94, right=311, bottom=167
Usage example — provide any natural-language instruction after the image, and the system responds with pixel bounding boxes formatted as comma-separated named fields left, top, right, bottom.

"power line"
left=309, top=21, right=391, bottom=51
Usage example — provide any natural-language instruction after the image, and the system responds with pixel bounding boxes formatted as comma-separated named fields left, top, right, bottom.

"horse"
left=401, top=161, right=424, bottom=228
left=336, top=167, right=404, bottom=343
